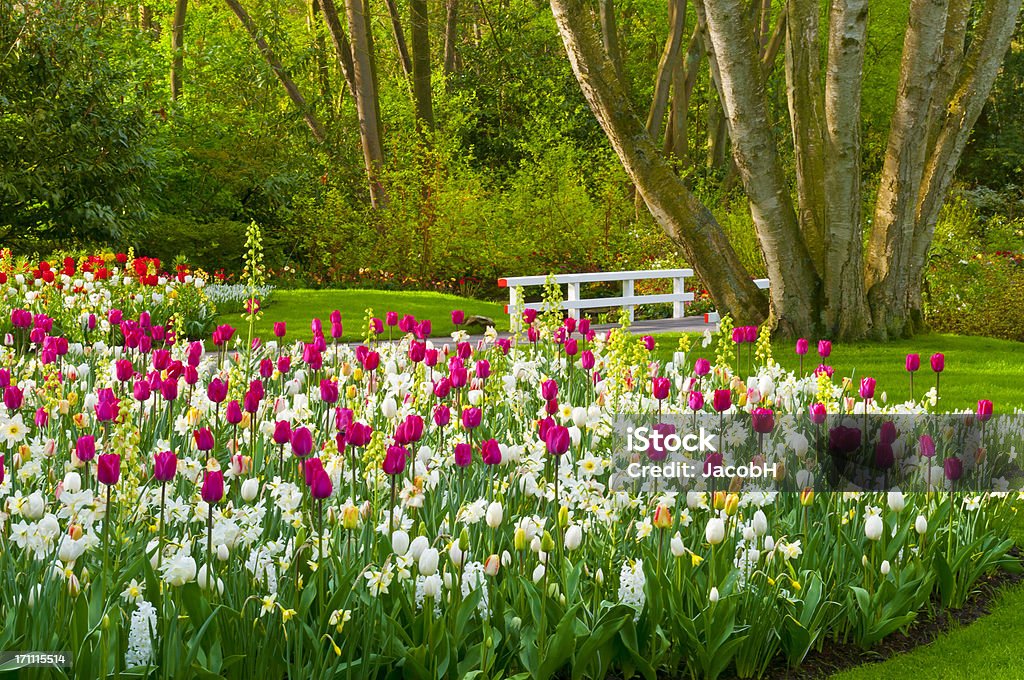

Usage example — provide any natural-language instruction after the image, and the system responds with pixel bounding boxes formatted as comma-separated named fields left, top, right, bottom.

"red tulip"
left=751, top=407, right=775, bottom=434
left=454, top=442, right=472, bottom=467
left=153, top=451, right=178, bottom=482
left=652, top=377, right=670, bottom=401
left=480, top=438, right=502, bottom=465
left=712, top=389, right=731, bottom=413
left=977, top=399, right=993, bottom=423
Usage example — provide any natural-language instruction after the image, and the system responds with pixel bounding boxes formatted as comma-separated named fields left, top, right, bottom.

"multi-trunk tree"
left=551, top=0, right=1021, bottom=339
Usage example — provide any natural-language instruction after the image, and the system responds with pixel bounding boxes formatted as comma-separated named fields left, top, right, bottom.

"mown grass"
left=213, top=289, right=508, bottom=344
left=651, top=333, right=1024, bottom=411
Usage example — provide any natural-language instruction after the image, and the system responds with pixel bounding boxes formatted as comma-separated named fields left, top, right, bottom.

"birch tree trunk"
left=550, top=0, right=769, bottom=321
left=444, top=0, right=459, bottom=75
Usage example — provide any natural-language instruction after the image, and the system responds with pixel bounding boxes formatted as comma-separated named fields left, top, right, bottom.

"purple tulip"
left=859, top=377, right=876, bottom=400
left=874, top=442, right=895, bottom=469
left=817, top=340, right=832, bottom=359
left=919, top=434, right=936, bottom=458
left=642, top=335, right=655, bottom=351
left=226, top=400, right=243, bottom=425
left=3, top=385, right=24, bottom=410
left=310, top=468, right=333, bottom=499
left=273, top=322, right=287, bottom=338
left=383, top=445, right=408, bottom=475
left=207, top=378, right=228, bottom=404
left=461, top=407, right=482, bottom=430
left=201, top=470, right=225, bottom=503
left=795, top=338, right=809, bottom=356
left=434, top=404, right=451, bottom=427
left=385, top=311, right=398, bottom=327
left=454, top=442, right=473, bottom=467
left=480, top=438, right=502, bottom=465
left=930, top=353, right=945, bottom=373
left=115, top=358, right=135, bottom=382
left=541, top=379, right=558, bottom=401
left=544, top=424, right=570, bottom=456
left=694, top=358, right=711, bottom=377
left=944, top=457, right=963, bottom=481
left=76, top=435, right=96, bottom=462
left=194, top=428, right=215, bottom=451
left=319, top=379, right=339, bottom=404
left=97, top=453, right=121, bottom=486
left=905, top=353, right=920, bottom=372
left=273, top=420, right=292, bottom=445
left=580, top=350, right=595, bottom=370
left=688, top=390, right=704, bottom=411
left=291, top=426, right=314, bottom=458
left=153, top=451, right=178, bottom=482
left=564, top=338, right=579, bottom=356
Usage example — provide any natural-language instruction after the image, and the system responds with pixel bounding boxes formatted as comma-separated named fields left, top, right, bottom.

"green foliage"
left=0, top=0, right=156, bottom=245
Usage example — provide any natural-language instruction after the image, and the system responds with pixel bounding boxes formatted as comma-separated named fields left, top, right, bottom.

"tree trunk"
left=700, top=0, right=821, bottom=334
left=645, top=0, right=687, bottom=141
left=317, top=0, right=358, bottom=96
left=224, top=0, right=328, bottom=143
left=345, top=0, right=388, bottom=205
left=821, top=0, right=869, bottom=338
left=907, top=0, right=1022, bottom=325
left=310, top=0, right=333, bottom=106
left=410, top=0, right=434, bottom=130
left=865, top=0, right=949, bottom=338
left=598, top=0, right=627, bottom=88
left=783, top=0, right=826, bottom=274
left=384, top=0, right=414, bottom=79
left=444, top=0, right=459, bottom=75
left=170, top=0, right=188, bottom=100
left=550, top=0, right=768, bottom=322
left=665, top=26, right=702, bottom=163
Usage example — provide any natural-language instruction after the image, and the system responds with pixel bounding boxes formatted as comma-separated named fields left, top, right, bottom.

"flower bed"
left=0, top=296, right=1020, bottom=679
left=0, top=250, right=218, bottom=343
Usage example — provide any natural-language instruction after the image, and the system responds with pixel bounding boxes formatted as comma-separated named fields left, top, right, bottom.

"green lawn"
left=652, top=333, right=1024, bottom=411
left=214, top=289, right=509, bottom=343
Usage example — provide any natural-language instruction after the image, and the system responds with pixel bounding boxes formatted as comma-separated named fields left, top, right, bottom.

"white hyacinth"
left=124, top=600, right=158, bottom=668
left=617, top=559, right=646, bottom=621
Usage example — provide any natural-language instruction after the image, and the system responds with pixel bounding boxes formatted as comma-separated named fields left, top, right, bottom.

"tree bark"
left=345, top=0, right=388, bottom=205
left=700, top=0, right=821, bottom=334
left=170, top=0, right=188, bottom=100
left=822, top=0, right=869, bottom=338
left=598, top=0, right=627, bottom=88
left=907, top=0, right=1023, bottom=324
left=410, top=0, right=434, bottom=130
left=645, top=0, right=687, bottom=141
left=444, top=0, right=459, bottom=75
left=784, top=0, right=826, bottom=274
left=549, top=0, right=768, bottom=322
left=865, top=0, right=949, bottom=337
left=384, top=0, right=414, bottom=79
left=665, top=25, right=702, bottom=162
left=310, top=0, right=333, bottom=106
left=224, top=0, right=328, bottom=143
left=317, top=0, right=358, bottom=96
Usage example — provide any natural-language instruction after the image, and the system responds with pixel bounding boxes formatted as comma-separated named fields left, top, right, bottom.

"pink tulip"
left=201, top=470, right=225, bottom=503
left=97, top=453, right=121, bottom=486
left=153, top=451, right=178, bottom=482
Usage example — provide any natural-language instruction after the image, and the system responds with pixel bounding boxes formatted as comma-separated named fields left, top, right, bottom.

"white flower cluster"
left=617, top=559, right=646, bottom=620
left=124, top=600, right=158, bottom=668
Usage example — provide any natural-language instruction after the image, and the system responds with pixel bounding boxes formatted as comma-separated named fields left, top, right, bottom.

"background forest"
left=1, top=0, right=1022, bottom=335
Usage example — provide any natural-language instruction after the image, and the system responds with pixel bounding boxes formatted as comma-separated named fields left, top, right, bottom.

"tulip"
left=752, top=510, right=768, bottom=536
left=809, top=402, right=827, bottom=425
left=310, top=468, right=333, bottom=499
left=817, top=340, right=832, bottom=358
left=75, top=435, right=96, bottom=462
left=225, top=400, right=243, bottom=425
left=319, top=379, right=339, bottom=404
left=688, top=390, right=704, bottom=411
left=201, top=470, right=225, bottom=503
left=273, top=420, right=292, bottom=445
left=461, top=407, right=482, bottom=429
left=712, top=389, right=731, bottom=413
left=915, top=515, right=928, bottom=536
left=564, top=525, right=583, bottom=551
left=541, top=379, right=558, bottom=401
left=291, top=427, right=314, bottom=458
left=751, top=407, right=775, bottom=434
left=930, top=353, right=944, bottom=373
left=864, top=515, right=883, bottom=541
left=486, top=501, right=503, bottom=528
left=977, top=399, right=993, bottom=423
left=383, top=445, right=407, bottom=475
left=207, top=378, right=228, bottom=404
left=133, top=379, right=151, bottom=402
left=905, top=353, right=920, bottom=372
left=419, top=548, right=440, bottom=575
left=709, top=587, right=720, bottom=603
left=580, top=350, right=595, bottom=370
left=153, top=451, right=178, bottom=482
left=859, top=377, right=876, bottom=400
left=0, top=454, right=4, bottom=485
left=653, top=505, right=672, bottom=529
left=194, top=428, right=215, bottom=452
left=115, top=358, right=134, bottom=382
left=544, top=424, right=570, bottom=456
left=385, top=311, right=398, bottom=327
left=480, top=438, right=502, bottom=465
left=944, top=457, right=963, bottom=482
left=705, top=517, right=725, bottom=545
left=703, top=452, right=723, bottom=476
left=454, top=442, right=473, bottom=467
left=273, top=322, right=286, bottom=338
left=795, top=338, right=809, bottom=356
left=694, top=358, right=711, bottom=377
left=241, top=478, right=260, bottom=502
left=4, top=385, right=24, bottom=410
left=451, top=310, right=465, bottom=325
left=651, top=377, right=670, bottom=401
left=97, top=453, right=121, bottom=486
left=919, top=434, right=936, bottom=458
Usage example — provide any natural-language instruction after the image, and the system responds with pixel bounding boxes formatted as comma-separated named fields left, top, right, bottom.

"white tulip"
left=486, top=501, right=504, bottom=529
left=217, top=544, right=230, bottom=561
left=24, top=492, right=45, bottom=520
left=419, top=548, right=439, bottom=576
left=796, top=469, right=814, bottom=489
left=709, top=587, right=720, bottom=603
left=564, top=525, right=583, bottom=551
left=686, top=491, right=702, bottom=509
left=449, top=542, right=464, bottom=568
left=240, top=478, right=260, bottom=502
left=705, top=517, right=726, bottom=545
left=162, top=555, right=197, bottom=586
left=422, top=574, right=442, bottom=598
left=865, top=515, right=884, bottom=541
left=670, top=532, right=686, bottom=557
left=530, top=536, right=542, bottom=554
left=392, top=530, right=410, bottom=556
left=63, top=472, right=82, bottom=494
left=381, top=396, right=398, bottom=419
left=571, top=407, right=588, bottom=429
left=409, top=535, right=429, bottom=560
left=887, top=490, right=905, bottom=513
left=59, top=537, right=85, bottom=564
left=915, top=515, right=928, bottom=536
left=880, top=560, right=891, bottom=576
left=532, top=564, right=546, bottom=583
left=752, top=510, right=768, bottom=537
left=764, top=536, right=776, bottom=552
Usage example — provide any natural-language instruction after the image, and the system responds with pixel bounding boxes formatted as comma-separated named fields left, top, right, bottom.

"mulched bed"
left=755, top=552, right=1024, bottom=679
